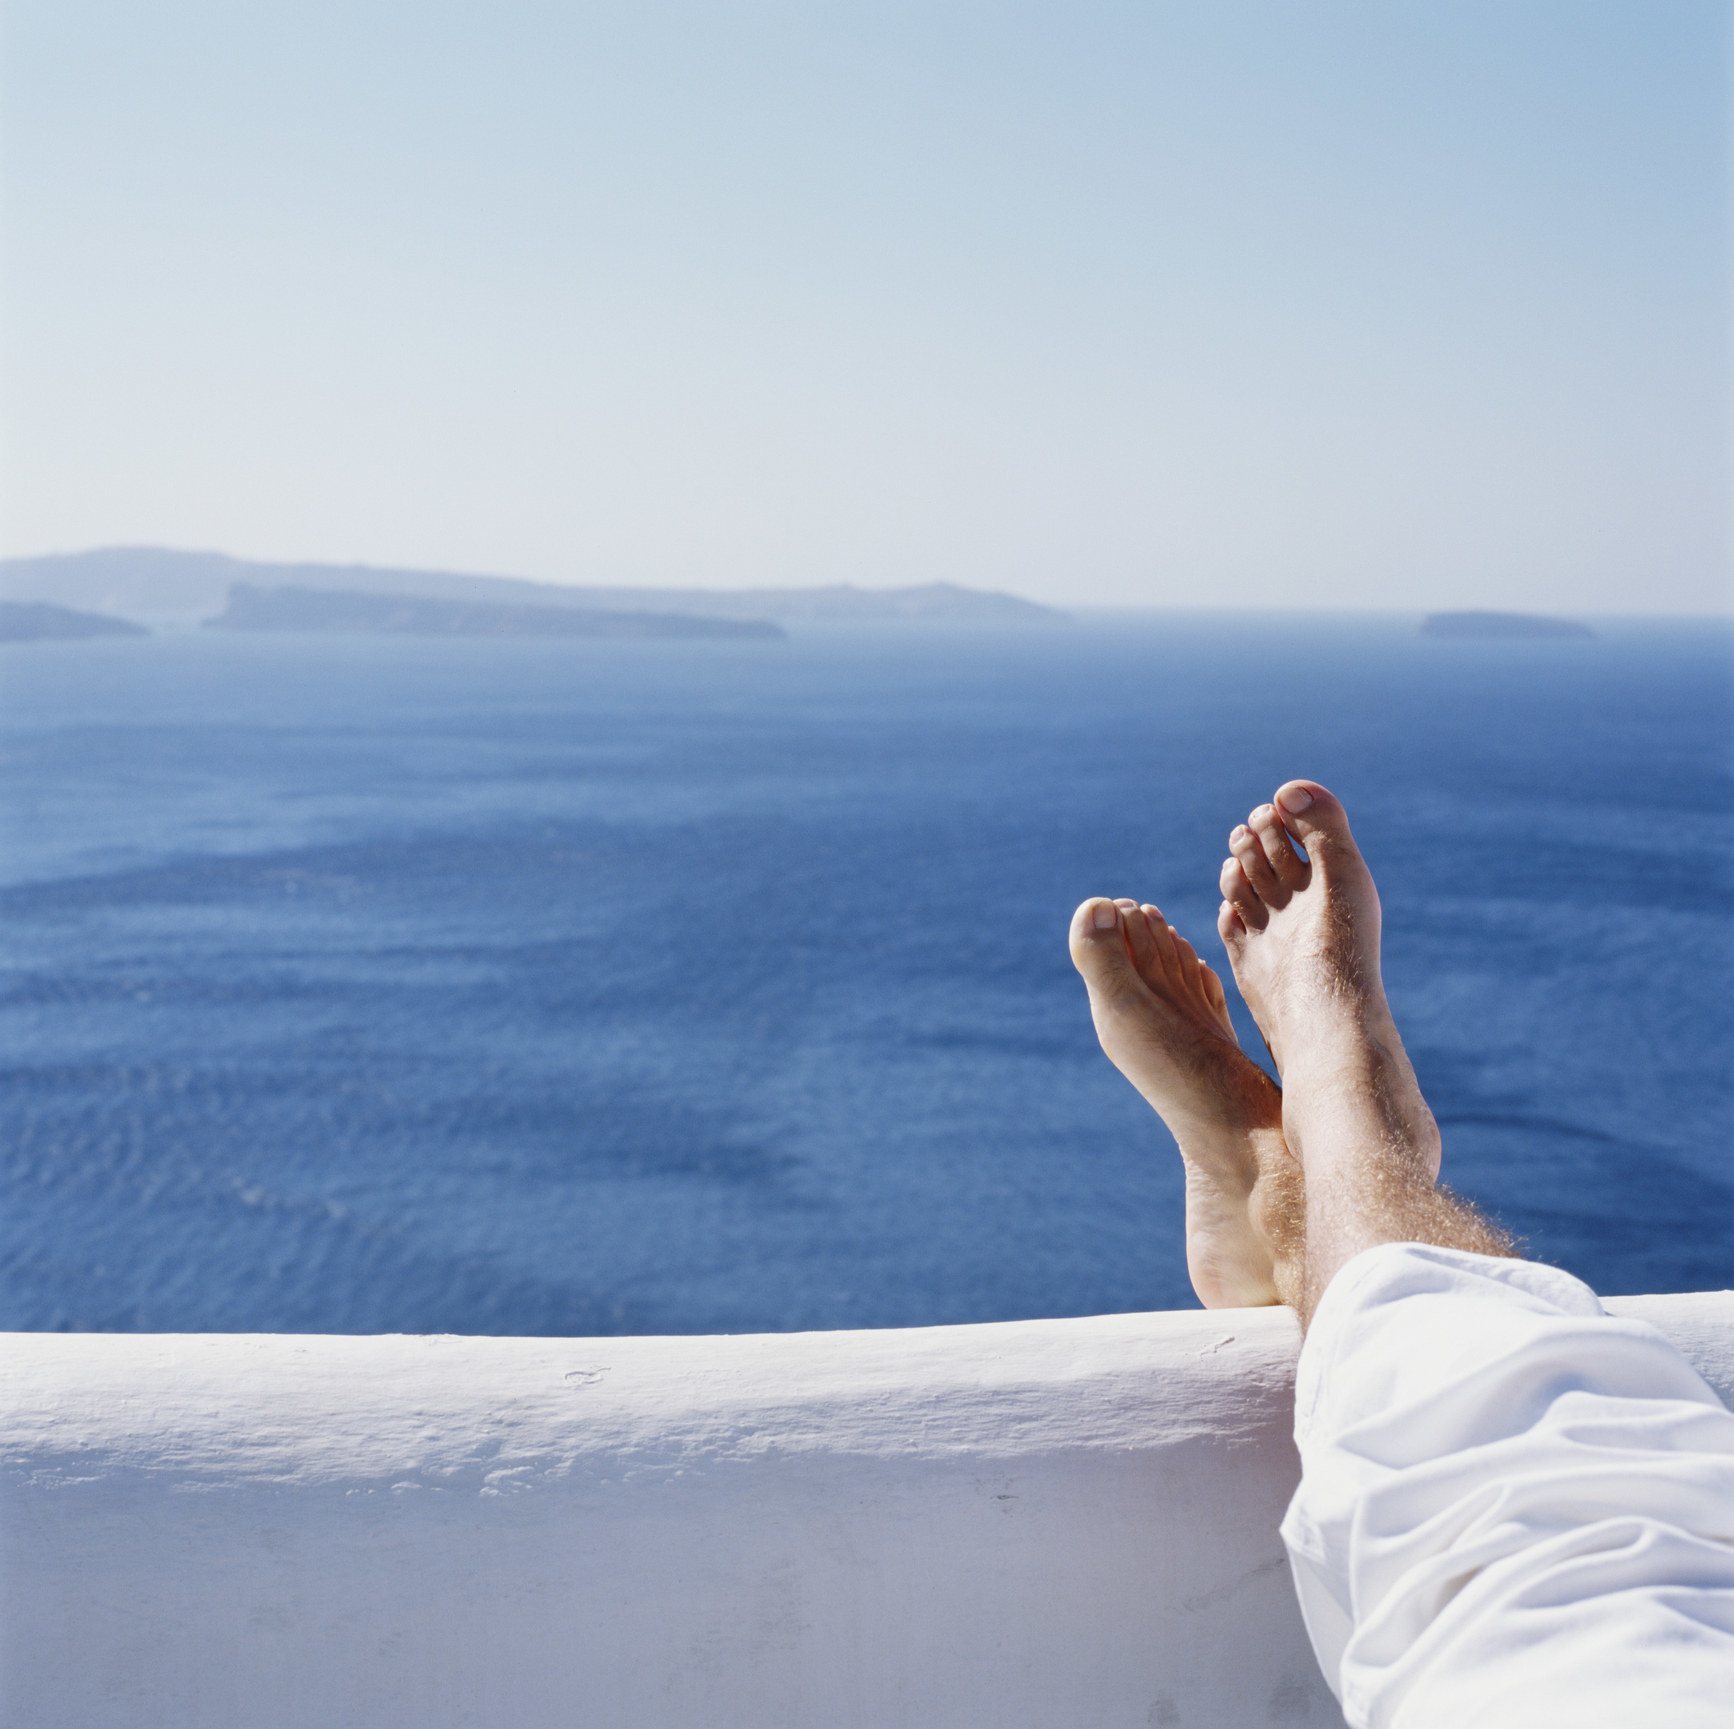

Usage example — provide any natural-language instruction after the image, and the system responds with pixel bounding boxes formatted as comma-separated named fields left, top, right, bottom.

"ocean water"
left=1, top=614, right=1730, bottom=1335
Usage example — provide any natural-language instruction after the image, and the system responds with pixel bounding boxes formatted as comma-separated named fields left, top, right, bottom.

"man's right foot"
left=1216, top=782, right=1442, bottom=1182
left=1070, top=897, right=1302, bottom=1309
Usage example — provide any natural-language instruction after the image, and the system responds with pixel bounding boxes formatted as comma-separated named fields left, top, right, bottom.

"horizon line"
left=2, top=542, right=1728, bottom=619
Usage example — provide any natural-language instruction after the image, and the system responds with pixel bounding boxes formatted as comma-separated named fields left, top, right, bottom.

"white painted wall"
left=2, top=1293, right=1729, bottom=1729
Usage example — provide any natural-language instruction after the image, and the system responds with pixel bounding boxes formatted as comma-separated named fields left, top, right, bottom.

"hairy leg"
left=1217, top=782, right=1513, bottom=1325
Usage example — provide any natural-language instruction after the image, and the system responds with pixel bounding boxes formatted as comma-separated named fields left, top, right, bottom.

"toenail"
left=1231, top=825, right=1247, bottom=843
left=1091, top=902, right=1117, bottom=930
left=1277, top=785, right=1314, bottom=813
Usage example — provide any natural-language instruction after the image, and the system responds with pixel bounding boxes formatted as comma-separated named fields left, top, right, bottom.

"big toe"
left=1272, top=780, right=1361, bottom=864
left=1069, top=898, right=1144, bottom=1002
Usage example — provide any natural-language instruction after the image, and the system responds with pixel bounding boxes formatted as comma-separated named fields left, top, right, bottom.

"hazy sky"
left=2, top=2, right=1727, bottom=609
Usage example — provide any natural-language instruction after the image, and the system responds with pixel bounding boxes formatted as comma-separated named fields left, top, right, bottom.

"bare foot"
left=1215, top=782, right=1515, bottom=1320
left=1070, top=896, right=1302, bottom=1308
left=1216, top=782, right=1441, bottom=1182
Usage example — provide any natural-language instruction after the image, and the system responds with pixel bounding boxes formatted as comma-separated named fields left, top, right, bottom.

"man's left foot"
left=1070, top=898, right=1302, bottom=1308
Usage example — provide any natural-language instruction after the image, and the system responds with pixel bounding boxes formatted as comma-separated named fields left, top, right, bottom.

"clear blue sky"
left=2, top=2, right=1727, bottom=609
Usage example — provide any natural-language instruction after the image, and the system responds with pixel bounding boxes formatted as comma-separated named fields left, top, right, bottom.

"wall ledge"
left=4, top=1291, right=1729, bottom=1728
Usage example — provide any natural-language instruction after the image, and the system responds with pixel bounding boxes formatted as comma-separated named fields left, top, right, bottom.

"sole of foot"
left=1069, top=895, right=1302, bottom=1309
left=1215, top=781, right=1442, bottom=1182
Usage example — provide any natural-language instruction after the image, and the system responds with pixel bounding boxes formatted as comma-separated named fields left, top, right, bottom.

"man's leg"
left=1069, top=895, right=1304, bottom=1308
left=1216, top=781, right=1509, bottom=1324
left=1215, top=781, right=1734, bottom=1728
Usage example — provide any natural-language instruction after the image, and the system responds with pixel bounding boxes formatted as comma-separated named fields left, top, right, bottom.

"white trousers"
left=1281, top=1244, right=1734, bottom=1728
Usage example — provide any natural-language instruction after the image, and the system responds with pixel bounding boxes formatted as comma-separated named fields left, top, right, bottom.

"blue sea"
left=1, top=615, right=1730, bottom=1334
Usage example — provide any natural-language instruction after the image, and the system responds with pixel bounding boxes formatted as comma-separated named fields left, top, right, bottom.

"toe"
left=1217, top=899, right=1246, bottom=946
left=1201, top=961, right=1229, bottom=1017
left=1219, top=856, right=1267, bottom=930
left=1229, top=822, right=1289, bottom=908
left=1069, top=899, right=1147, bottom=1000
left=1141, top=905, right=1185, bottom=990
left=1118, top=901, right=1163, bottom=988
left=1171, top=930, right=1202, bottom=991
left=1071, top=897, right=1122, bottom=949
left=1272, top=780, right=1361, bottom=865
left=1248, top=804, right=1309, bottom=892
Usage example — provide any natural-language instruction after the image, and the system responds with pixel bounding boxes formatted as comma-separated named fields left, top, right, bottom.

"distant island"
left=208, top=584, right=785, bottom=640
left=0, top=547, right=1064, bottom=629
left=1420, top=610, right=1595, bottom=640
left=0, top=600, right=150, bottom=642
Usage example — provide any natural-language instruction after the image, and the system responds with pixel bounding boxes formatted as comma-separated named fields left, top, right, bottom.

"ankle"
left=1162, top=1066, right=1282, bottom=1145
left=1278, top=1026, right=1399, bottom=1098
